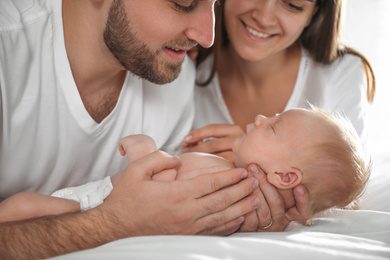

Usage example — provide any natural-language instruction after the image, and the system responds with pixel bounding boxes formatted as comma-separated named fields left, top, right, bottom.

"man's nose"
left=184, top=1, right=216, bottom=48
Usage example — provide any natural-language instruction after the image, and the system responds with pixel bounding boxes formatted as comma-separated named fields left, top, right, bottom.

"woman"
left=183, top=0, right=375, bottom=232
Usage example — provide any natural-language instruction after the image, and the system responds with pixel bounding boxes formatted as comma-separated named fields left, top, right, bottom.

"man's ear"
left=267, top=168, right=302, bottom=189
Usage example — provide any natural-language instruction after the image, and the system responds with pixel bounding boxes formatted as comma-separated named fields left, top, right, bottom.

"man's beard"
left=103, top=0, right=195, bottom=84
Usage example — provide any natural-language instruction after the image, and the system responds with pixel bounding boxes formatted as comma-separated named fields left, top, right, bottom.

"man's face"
left=104, top=0, right=216, bottom=84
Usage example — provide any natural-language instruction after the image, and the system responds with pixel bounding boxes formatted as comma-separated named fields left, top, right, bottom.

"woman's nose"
left=252, top=0, right=278, bottom=26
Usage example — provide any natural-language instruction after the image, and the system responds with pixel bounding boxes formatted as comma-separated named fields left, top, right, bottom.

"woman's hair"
left=197, top=0, right=375, bottom=102
left=296, top=106, right=371, bottom=215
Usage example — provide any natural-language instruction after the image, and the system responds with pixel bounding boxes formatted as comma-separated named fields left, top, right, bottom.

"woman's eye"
left=286, top=1, right=304, bottom=11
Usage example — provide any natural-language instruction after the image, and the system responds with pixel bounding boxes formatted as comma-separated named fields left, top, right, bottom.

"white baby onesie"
left=51, top=177, right=113, bottom=211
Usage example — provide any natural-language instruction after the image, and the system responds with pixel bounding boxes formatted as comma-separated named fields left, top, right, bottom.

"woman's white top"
left=194, top=48, right=370, bottom=148
left=0, top=0, right=195, bottom=199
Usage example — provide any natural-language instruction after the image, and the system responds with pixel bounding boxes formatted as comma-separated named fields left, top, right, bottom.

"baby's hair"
left=296, top=105, right=371, bottom=215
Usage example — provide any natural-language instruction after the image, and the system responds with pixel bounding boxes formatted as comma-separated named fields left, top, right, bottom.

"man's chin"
left=149, top=63, right=182, bottom=85
left=124, top=58, right=183, bottom=85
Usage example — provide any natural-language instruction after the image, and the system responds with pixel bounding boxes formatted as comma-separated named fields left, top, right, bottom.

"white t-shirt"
left=0, top=0, right=195, bottom=199
left=194, top=48, right=370, bottom=148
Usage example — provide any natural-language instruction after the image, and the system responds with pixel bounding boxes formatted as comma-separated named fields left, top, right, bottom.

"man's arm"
left=0, top=150, right=260, bottom=259
left=0, top=210, right=111, bottom=260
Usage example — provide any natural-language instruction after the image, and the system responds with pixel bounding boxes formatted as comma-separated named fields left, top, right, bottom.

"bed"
left=49, top=114, right=390, bottom=257
left=49, top=146, right=390, bottom=260
left=49, top=92, right=390, bottom=259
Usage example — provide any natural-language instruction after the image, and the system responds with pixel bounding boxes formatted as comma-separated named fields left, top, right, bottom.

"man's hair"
left=295, top=105, right=371, bottom=215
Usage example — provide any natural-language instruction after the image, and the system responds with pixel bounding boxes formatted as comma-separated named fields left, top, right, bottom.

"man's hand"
left=239, top=164, right=311, bottom=232
left=99, top=150, right=261, bottom=237
left=0, top=151, right=260, bottom=260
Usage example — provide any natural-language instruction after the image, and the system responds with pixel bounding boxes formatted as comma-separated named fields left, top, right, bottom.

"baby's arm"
left=114, top=134, right=159, bottom=184
left=118, top=134, right=180, bottom=182
left=118, top=134, right=157, bottom=163
left=0, top=192, right=79, bottom=223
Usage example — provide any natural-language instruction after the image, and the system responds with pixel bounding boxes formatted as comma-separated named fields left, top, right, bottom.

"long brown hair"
left=197, top=0, right=375, bottom=103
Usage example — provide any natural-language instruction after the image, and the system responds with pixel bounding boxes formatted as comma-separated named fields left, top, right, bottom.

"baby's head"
left=233, top=106, right=370, bottom=215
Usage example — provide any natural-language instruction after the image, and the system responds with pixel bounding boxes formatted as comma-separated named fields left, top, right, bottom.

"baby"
left=0, top=106, right=370, bottom=223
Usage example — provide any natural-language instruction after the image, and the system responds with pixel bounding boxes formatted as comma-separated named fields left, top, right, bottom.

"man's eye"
left=174, top=0, right=197, bottom=12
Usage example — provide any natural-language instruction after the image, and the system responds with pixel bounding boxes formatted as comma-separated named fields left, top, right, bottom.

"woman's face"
left=224, top=0, right=317, bottom=61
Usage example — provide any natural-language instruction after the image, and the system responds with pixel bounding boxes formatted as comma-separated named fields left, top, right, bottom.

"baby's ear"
left=267, top=168, right=302, bottom=189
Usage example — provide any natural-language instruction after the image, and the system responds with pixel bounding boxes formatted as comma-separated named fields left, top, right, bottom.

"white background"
left=343, top=0, right=390, bottom=168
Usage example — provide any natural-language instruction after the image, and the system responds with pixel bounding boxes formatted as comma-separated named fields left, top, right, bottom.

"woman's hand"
left=239, top=164, right=312, bottom=232
left=182, top=124, right=244, bottom=162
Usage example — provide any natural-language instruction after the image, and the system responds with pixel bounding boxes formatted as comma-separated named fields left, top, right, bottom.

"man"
left=0, top=0, right=310, bottom=259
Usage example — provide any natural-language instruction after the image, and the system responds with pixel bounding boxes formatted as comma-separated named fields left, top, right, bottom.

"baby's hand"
left=118, top=134, right=157, bottom=163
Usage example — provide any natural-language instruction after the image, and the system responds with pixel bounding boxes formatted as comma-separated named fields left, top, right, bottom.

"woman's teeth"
left=246, top=26, right=271, bottom=38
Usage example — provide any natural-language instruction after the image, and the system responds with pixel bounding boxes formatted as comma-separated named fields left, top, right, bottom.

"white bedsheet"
left=51, top=210, right=390, bottom=260
left=49, top=158, right=390, bottom=260
left=52, top=232, right=390, bottom=260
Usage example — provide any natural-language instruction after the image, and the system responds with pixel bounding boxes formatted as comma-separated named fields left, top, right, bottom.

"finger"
left=128, top=151, right=180, bottom=180
left=252, top=188, right=273, bottom=231
left=190, top=168, right=248, bottom=197
left=197, top=194, right=260, bottom=234
left=238, top=210, right=258, bottom=232
left=185, top=136, right=236, bottom=154
left=199, top=216, right=244, bottom=236
left=184, top=124, right=243, bottom=146
left=249, top=164, right=288, bottom=232
left=285, top=185, right=312, bottom=221
left=197, top=176, right=259, bottom=217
